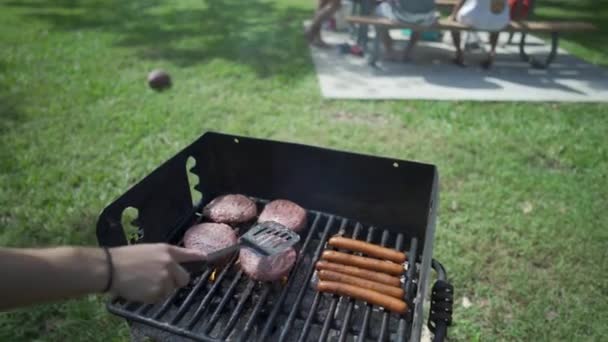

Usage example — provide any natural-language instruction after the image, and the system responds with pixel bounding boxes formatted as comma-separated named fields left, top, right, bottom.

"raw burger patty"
left=258, top=199, right=307, bottom=232
left=203, top=194, right=257, bottom=224
left=239, top=246, right=297, bottom=282
left=183, top=223, right=237, bottom=257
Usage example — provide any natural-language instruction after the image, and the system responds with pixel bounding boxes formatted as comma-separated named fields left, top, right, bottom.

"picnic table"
left=351, top=0, right=460, bottom=46
left=347, top=0, right=596, bottom=69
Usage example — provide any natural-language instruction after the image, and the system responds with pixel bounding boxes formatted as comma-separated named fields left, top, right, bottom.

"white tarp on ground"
left=311, top=29, right=608, bottom=102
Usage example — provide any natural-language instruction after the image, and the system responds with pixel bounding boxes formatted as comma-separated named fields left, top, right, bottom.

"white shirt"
left=457, top=0, right=510, bottom=31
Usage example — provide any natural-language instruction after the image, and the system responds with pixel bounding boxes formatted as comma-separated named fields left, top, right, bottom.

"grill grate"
left=108, top=200, right=420, bottom=341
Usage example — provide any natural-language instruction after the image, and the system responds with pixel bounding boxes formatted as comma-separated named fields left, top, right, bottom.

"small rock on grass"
left=521, top=201, right=534, bottom=214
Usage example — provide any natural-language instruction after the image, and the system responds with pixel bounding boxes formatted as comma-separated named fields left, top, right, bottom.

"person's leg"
left=507, top=32, right=514, bottom=44
left=379, top=27, right=393, bottom=52
left=450, top=30, right=465, bottom=66
left=317, top=0, right=329, bottom=11
left=373, top=2, right=399, bottom=60
left=312, top=0, right=330, bottom=42
left=481, top=32, right=499, bottom=69
left=402, top=30, right=420, bottom=61
left=378, top=27, right=400, bottom=60
left=306, top=0, right=341, bottom=47
left=306, top=0, right=328, bottom=45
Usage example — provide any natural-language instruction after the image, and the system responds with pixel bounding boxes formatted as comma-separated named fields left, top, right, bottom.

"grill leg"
left=519, top=31, right=559, bottom=69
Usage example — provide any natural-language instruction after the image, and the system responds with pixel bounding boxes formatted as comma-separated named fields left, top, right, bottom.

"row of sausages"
left=315, top=236, right=408, bottom=314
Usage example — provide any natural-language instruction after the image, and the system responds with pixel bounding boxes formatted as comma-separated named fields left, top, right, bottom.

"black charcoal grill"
left=96, top=132, right=453, bottom=342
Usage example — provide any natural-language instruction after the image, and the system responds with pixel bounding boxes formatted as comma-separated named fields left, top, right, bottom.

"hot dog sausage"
left=328, top=236, right=407, bottom=263
left=315, top=260, right=401, bottom=287
left=317, top=280, right=407, bottom=314
left=321, top=250, right=404, bottom=276
left=318, top=270, right=405, bottom=299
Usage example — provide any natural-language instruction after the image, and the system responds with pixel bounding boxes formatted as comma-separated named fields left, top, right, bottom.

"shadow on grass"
left=0, top=61, right=26, bottom=176
left=0, top=62, right=24, bottom=134
left=4, top=0, right=312, bottom=78
left=0, top=55, right=27, bottom=252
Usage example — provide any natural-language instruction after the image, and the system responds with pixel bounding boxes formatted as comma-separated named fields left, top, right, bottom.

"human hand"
left=108, top=243, right=204, bottom=303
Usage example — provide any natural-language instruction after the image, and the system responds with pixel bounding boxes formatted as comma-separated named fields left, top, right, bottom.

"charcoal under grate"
left=97, top=132, right=445, bottom=341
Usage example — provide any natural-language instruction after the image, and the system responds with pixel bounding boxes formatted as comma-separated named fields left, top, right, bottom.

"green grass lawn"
left=1, top=0, right=607, bottom=340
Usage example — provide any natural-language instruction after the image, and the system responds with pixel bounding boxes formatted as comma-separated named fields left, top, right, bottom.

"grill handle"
left=428, top=259, right=453, bottom=342
left=180, top=244, right=240, bottom=273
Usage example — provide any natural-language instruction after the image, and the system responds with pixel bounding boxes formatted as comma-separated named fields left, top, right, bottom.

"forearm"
left=0, top=247, right=108, bottom=310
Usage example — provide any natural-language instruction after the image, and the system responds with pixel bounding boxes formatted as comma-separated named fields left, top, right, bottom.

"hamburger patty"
left=258, top=199, right=307, bottom=232
left=183, top=223, right=237, bottom=257
left=203, top=194, right=257, bottom=224
left=239, top=246, right=297, bottom=282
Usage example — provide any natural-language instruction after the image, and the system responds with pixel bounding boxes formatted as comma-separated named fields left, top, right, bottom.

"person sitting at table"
left=506, top=0, right=531, bottom=43
left=375, top=0, right=439, bottom=62
left=305, top=0, right=342, bottom=47
left=450, top=0, right=510, bottom=68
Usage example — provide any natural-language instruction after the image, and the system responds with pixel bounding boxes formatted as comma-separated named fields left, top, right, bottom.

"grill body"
left=96, top=132, right=439, bottom=342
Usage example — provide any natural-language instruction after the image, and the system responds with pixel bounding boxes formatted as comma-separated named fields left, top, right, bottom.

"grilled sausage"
left=328, top=236, right=406, bottom=263
left=317, top=280, right=407, bottom=314
left=315, top=260, right=401, bottom=287
left=318, top=270, right=404, bottom=299
left=321, top=250, right=404, bottom=276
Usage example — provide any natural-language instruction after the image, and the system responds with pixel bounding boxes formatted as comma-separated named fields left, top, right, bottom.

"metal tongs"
left=181, top=221, right=300, bottom=272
